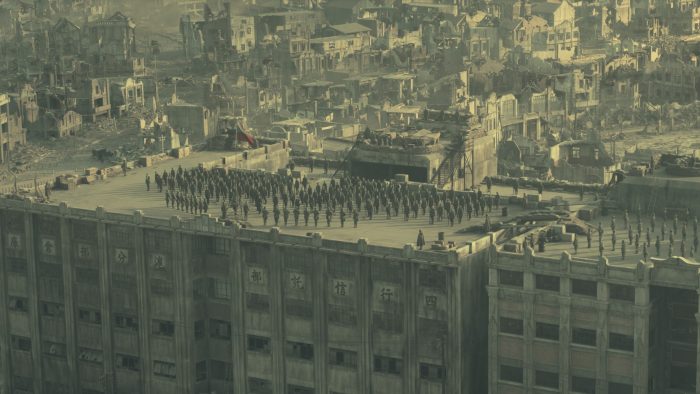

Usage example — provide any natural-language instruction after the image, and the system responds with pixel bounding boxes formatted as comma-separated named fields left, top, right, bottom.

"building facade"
left=0, top=197, right=489, bottom=394
left=488, top=246, right=700, bottom=394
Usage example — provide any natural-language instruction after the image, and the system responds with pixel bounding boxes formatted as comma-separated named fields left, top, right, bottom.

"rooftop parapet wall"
left=0, top=197, right=476, bottom=267
left=493, top=246, right=700, bottom=289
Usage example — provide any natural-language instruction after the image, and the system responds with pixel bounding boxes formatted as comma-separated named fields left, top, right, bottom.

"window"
left=608, top=382, right=633, bottom=394
left=195, top=361, right=207, bottom=381
left=535, top=274, right=560, bottom=292
left=329, top=348, right=357, bottom=368
left=571, top=375, right=596, bottom=393
left=249, top=377, right=272, bottom=393
left=288, top=384, right=314, bottom=394
left=41, top=302, right=64, bottom=317
left=9, top=297, right=28, bottom=312
left=536, top=322, right=559, bottom=341
left=210, top=360, right=233, bottom=381
left=500, top=317, right=524, bottom=335
left=499, top=269, right=523, bottom=288
left=78, top=347, right=103, bottom=364
left=210, top=319, right=231, bottom=340
left=151, top=278, right=172, bottom=295
left=329, top=305, right=357, bottom=326
left=609, top=284, right=635, bottom=302
left=286, top=341, right=313, bottom=360
left=153, top=360, right=176, bottom=379
left=572, top=327, right=597, bottom=346
left=420, top=363, right=445, bottom=381
left=500, top=364, right=523, bottom=383
left=11, top=335, right=31, bottom=351
left=194, top=320, right=205, bottom=339
left=43, top=341, right=66, bottom=357
left=211, top=279, right=231, bottom=299
left=609, top=333, right=634, bottom=352
left=248, top=335, right=271, bottom=353
left=374, top=355, right=402, bottom=375
left=535, top=370, right=559, bottom=389
left=114, top=314, right=138, bottom=331
left=152, top=320, right=175, bottom=337
left=572, top=147, right=581, bottom=158
left=572, top=279, right=597, bottom=297
left=246, top=292, right=270, bottom=312
left=116, top=354, right=140, bottom=371
left=213, top=237, right=230, bottom=254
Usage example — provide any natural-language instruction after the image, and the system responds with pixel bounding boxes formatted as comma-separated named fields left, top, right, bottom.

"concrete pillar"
left=559, top=280, right=571, bottom=392
left=695, top=283, right=700, bottom=394
left=403, top=245, right=417, bottom=394
left=446, top=264, right=462, bottom=394
left=632, top=286, right=650, bottom=394
left=596, top=282, right=609, bottom=394
left=230, top=225, right=248, bottom=394
left=357, top=238, right=373, bottom=394
left=522, top=271, right=534, bottom=391
left=268, top=228, right=286, bottom=394
left=311, top=233, right=328, bottom=394
left=59, top=204, right=77, bottom=394
left=23, top=209, right=44, bottom=394
left=487, top=267, right=499, bottom=394
left=96, top=207, right=116, bottom=394
left=170, top=217, right=192, bottom=394
left=133, top=211, right=152, bottom=394
left=0, top=209, right=12, bottom=394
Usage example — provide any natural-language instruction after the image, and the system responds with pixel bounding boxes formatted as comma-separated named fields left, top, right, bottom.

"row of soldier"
left=568, top=207, right=700, bottom=260
left=145, top=166, right=506, bottom=228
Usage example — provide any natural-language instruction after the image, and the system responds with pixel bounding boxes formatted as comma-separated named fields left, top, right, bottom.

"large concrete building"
left=488, top=230, right=700, bottom=394
left=0, top=172, right=497, bottom=394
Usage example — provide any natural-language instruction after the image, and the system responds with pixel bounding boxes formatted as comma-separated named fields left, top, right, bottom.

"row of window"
left=499, top=318, right=635, bottom=351
left=500, top=365, right=633, bottom=393
left=499, top=270, right=636, bottom=302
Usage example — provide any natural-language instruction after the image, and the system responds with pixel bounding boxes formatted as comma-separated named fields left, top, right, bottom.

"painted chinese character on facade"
left=77, top=243, right=92, bottom=259
left=248, top=267, right=266, bottom=285
left=151, top=254, right=167, bottom=270
left=7, top=234, right=20, bottom=250
left=289, top=272, right=305, bottom=290
left=42, top=238, right=56, bottom=256
left=334, top=280, right=348, bottom=296
left=114, top=248, right=129, bottom=264
left=380, top=287, right=395, bottom=302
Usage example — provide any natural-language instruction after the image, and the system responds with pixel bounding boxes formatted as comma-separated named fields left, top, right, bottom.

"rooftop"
left=27, top=153, right=588, bottom=250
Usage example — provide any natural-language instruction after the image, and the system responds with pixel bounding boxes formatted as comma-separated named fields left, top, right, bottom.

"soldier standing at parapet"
left=353, top=210, right=359, bottom=228
left=587, top=228, right=592, bottom=248
left=417, top=230, right=426, bottom=250
left=656, top=236, right=661, bottom=256
left=621, top=240, right=626, bottom=259
left=262, top=207, right=269, bottom=226
left=661, top=222, right=666, bottom=240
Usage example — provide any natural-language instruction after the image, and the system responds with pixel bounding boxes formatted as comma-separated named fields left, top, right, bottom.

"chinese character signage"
left=248, top=267, right=266, bottom=285
left=114, top=248, right=129, bottom=264
left=7, top=233, right=21, bottom=250
left=332, top=279, right=353, bottom=297
left=288, top=272, right=305, bottom=290
left=424, top=292, right=439, bottom=308
left=151, top=254, right=167, bottom=270
left=376, top=284, right=399, bottom=304
left=77, top=243, right=92, bottom=259
left=41, top=238, right=56, bottom=256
